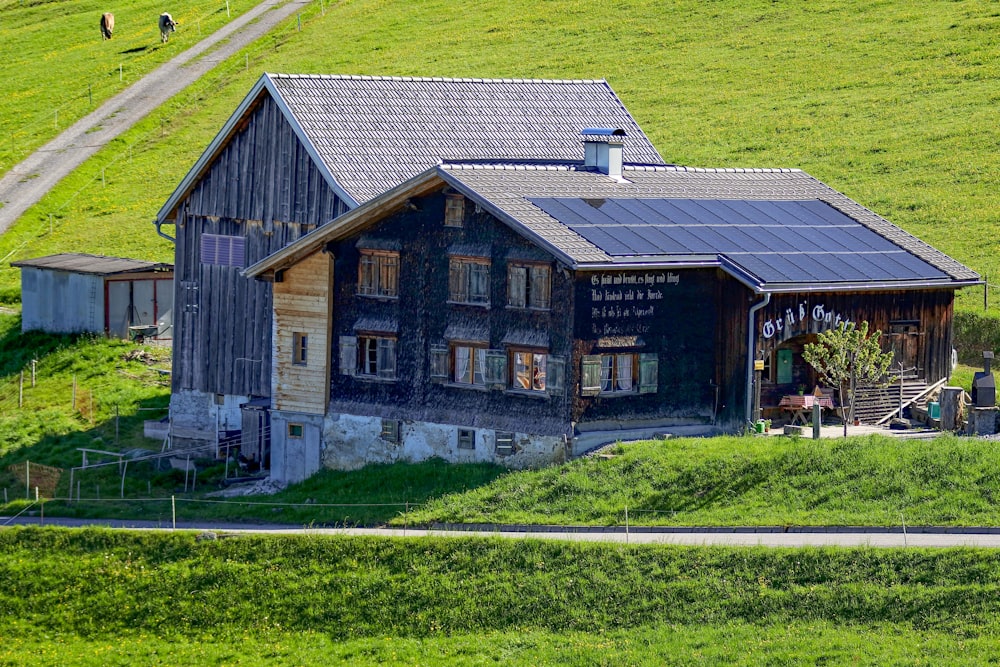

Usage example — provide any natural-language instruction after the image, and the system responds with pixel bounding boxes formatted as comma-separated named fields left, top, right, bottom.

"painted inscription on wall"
left=761, top=301, right=853, bottom=343
left=587, top=272, right=678, bottom=335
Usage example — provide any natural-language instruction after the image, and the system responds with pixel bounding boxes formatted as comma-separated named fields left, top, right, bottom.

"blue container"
left=928, top=401, right=940, bottom=419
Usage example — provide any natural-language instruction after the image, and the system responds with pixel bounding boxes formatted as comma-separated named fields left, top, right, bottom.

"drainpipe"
left=745, top=292, right=771, bottom=425
left=154, top=219, right=176, bottom=244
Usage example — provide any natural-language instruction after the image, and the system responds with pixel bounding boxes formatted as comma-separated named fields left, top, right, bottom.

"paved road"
left=0, top=0, right=311, bottom=235
left=6, top=516, right=1000, bottom=548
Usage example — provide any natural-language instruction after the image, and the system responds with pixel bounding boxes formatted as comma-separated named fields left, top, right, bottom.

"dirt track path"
left=0, top=0, right=311, bottom=236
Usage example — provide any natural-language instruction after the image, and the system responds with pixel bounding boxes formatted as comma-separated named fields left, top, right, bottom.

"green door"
left=777, top=348, right=793, bottom=385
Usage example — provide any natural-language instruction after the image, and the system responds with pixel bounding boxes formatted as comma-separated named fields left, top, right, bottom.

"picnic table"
left=778, top=394, right=834, bottom=426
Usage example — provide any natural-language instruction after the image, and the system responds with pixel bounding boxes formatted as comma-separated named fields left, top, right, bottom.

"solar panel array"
left=528, top=197, right=949, bottom=285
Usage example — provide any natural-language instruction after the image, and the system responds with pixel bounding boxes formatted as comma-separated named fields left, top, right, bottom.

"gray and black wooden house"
left=246, top=131, right=978, bottom=483
left=154, top=73, right=664, bottom=456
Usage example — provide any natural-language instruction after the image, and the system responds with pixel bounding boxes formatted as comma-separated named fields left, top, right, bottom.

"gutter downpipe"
left=745, top=292, right=771, bottom=427
left=154, top=219, right=176, bottom=244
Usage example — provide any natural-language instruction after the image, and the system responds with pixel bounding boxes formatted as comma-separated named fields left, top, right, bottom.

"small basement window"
left=381, top=419, right=401, bottom=444
left=288, top=423, right=304, bottom=438
left=495, top=431, right=515, bottom=456
left=458, top=428, right=475, bottom=450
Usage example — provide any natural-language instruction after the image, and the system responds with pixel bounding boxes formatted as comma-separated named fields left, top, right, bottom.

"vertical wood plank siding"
left=273, top=251, right=333, bottom=414
left=172, top=95, right=345, bottom=398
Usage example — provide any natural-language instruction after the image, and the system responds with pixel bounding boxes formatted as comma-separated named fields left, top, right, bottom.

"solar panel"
left=528, top=197, right=949, bottom=285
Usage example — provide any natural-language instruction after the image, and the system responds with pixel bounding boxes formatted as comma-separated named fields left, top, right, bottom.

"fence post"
left=72, top=376, right=77, bottom=411
left=115, top=405, right=119, bottom=445
left=25, top=461, right=29, bottom=499
left=19, top=371, right=23, bottom=408
left=68, top=468, right=74, bottom=503
left=31, top=359, right=36, bottom=387
left=120, top=461, right=127, bottom=499
left=172, top=495, right=176, bottom=529
left=625, top=504, right=629, bottom=544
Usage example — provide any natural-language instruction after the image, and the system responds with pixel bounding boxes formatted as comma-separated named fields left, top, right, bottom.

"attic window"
left=445, top=194, right=465, bottom=228
left=201, top=234, right=245, bottom=267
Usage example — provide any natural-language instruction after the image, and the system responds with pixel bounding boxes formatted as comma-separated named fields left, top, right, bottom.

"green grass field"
left=0, top=0, right=997, bottom=314
left=2, top=528, right=1000, bottom=665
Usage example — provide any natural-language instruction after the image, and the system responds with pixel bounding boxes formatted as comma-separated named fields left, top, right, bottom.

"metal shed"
left=12, top=253, right=174, bottom=339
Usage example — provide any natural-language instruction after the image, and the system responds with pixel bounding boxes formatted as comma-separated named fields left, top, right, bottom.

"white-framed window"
left=453, top=345, right=488, bottom=386
left=458, top=428, right=475, bottom=450
left=444, top=194, right=465, bottom=228
left=358, top=250, right=399, bottom=298
left=582, top=353, right=658, bottom=396
left=449, top=257, right=490, bottom=305
left=292, top=332, right=308, bottom=366
left=512, top=350, right=547, bottom=392
left=339, top=335, right=396, bottom=380
left=507, top=263, right=551, bottom=310
left=201, top=234, right=245, bottom=267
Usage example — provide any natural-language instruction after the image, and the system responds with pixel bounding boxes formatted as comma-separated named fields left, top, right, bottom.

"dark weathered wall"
left=329, top=190, right=575, bottom=437
left=571, top=268, right=720, bottom=426
left=173, top=95, right=347, bottom=398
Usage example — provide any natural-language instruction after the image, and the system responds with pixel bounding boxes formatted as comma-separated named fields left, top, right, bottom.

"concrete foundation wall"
left=168, top=388, right=249, bottom=450
left=321, top=413, right=568, bottom=471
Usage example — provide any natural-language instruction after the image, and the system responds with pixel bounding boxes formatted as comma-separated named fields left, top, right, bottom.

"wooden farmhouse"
left=244, top=131, right=978, bottom=483
left=154, top=74, right=665, bottom=456
left=12, top=253, right=173, bottom=339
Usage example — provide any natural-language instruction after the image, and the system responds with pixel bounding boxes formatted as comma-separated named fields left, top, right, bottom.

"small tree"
left=801, top=320, right=894, bottom=436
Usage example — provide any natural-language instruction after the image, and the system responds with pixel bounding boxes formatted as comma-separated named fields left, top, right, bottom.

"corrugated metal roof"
left=10, top=253, right=173, bottom=276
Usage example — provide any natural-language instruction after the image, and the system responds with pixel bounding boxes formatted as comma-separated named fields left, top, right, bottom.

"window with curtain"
left=453, top=345, right=487, bottom=386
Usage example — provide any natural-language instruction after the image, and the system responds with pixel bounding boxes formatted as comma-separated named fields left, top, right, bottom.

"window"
left=444, top=194, right=465, bottom=228
left=292, top=333, right=308, bottom=366
left=453, top=345, right=487, bottom=386
left=449, top=257, right=490, bottom=305
left=201, top=234, right=246, bottom=267
left=458, top=428, right=475, bottom=450
left=512, top=350, right=547, bottom=392
left=288, top=423, right=303, bottom=438
left=358, top=250, right=399, bottom=298
left=507, top=264, right=551, bottom=310
left=582, top=353, right=657, bottom=396
left=381, top=419, right=401, bottom=444
left=495, top=431, right=515, bottom=456
left=339, top=335, right=396, bottom=380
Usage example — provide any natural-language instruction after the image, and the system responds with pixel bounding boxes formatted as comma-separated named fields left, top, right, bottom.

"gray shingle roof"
left=10, top=253, right=173, bottom=276
left=439, top=164, right=979, bottom=288
left=266, top=74, right=665, bottom=204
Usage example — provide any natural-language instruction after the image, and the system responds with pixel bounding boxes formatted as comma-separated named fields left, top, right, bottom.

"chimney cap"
left=580, top=128, right=627, bottom=141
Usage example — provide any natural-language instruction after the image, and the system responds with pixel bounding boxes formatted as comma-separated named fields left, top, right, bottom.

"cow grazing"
left=100, top=12, right=114, bottom=40
left=158, top=12, right=177, bottom=42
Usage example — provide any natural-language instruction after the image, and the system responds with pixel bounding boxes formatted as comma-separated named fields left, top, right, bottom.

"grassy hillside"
left=0, top=0, right=997, bottom=314
left=0, top=0, right=255, bottom=176
left=2, top=528, right=1000, bottom=665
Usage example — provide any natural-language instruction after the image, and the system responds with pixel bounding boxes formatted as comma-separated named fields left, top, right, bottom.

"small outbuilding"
left=12, top=253, right=174, bottom=339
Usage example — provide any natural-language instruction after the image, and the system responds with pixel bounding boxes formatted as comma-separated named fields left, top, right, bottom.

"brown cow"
left=100, top=12, right=114, bottom=40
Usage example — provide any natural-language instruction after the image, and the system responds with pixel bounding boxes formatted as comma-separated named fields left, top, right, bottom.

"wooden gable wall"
left=172, top=94, right=349, bottom=398
left=273, top=251, right=334, bottom=415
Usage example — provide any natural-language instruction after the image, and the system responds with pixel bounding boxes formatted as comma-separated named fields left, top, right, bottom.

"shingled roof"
left=157, top=74, right=664, bottom=222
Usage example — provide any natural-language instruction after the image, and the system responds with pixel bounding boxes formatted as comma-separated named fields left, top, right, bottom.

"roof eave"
left=243, top=168, right=444, bottom=278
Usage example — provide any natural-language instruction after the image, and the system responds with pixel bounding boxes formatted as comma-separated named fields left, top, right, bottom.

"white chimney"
left=580, top=128, right=627, bottom=179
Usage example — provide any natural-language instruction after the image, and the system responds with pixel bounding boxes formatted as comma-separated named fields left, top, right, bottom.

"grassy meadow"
left=3, top=527, right=1000, bottom=665
left=0, top=0, right=997, bottom=315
